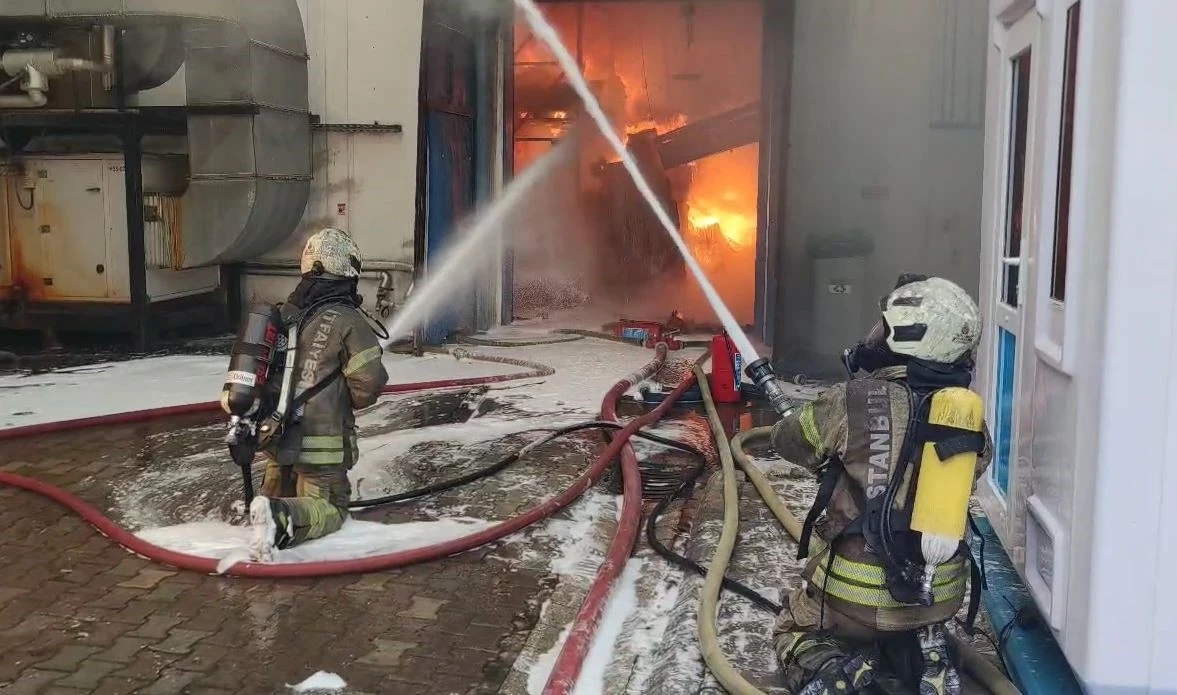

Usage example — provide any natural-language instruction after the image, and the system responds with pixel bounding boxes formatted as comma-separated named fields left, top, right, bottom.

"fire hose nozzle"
left=744, top=357, right=793, bottom=416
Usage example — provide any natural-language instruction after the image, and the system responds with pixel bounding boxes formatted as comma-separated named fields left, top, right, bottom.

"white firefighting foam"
left=135, top=517, right=494, bottom=574
left=285, top=671, right=348, bottom=693
left=0, top=352, right=523, bottom=430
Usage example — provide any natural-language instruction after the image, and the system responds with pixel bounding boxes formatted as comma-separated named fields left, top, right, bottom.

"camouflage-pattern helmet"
left=301, top=227, right=362, bottom=278
left=881, top=276, right=981, bottom=364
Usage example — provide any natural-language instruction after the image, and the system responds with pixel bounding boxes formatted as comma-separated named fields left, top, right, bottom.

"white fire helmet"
left=880, top=277, right=981, bottom=364
left=301, top=227, right=363, bottom=279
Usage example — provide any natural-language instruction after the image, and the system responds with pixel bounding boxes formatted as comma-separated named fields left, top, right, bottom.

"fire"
left=685, top=144, right=759, bottom=250
left=512, top=1, right=763, bottom=325
left=624, top=114, right=687, bottom=136
left=687, top=204, right=754, bottom=248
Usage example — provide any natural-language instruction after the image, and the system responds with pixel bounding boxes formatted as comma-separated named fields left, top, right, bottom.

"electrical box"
left=0, top=154, right=219, bottom=304
left=807, top=230, right=875, bottom=359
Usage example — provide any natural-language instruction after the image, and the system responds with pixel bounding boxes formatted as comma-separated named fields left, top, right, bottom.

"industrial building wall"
left=243, top=0, right=425, bottom=307
left=774, top=0, right=988, bottom=374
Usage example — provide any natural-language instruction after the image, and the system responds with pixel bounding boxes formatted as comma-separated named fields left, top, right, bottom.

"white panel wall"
left=1082, top=3, right=1177, bottom=690
left=247, top=0, right=424, bottom=306
left=978, top=0, right=1177, bottom=691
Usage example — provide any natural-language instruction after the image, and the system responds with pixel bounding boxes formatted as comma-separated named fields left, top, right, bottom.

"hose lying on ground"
left=694, top=364, right=773, bottom=695
left=0, top=350, right=555, bottom=442
left=359, top=413, right=783, bottom=613
left=457, top=332, right=584, bottom=348
left=730, top=427, right=1021, bottom=695
left=350, top=420, right=710, bottom=510
left=0, top=349, right=685, bottom=580
left=643, top=430, right=784, bottom=614
left=543, top=345, right=690, bottom=695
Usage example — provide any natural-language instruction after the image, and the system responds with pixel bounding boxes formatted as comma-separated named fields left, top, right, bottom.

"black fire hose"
left=341, top=417, right=782, bottom=610
left=232, top=414, right=782, bottom=610
left=347, top=420, right=700, bottom=511
left=347, top=421, right=616, bottom=510
left=641, top=434, right=785, bottom=614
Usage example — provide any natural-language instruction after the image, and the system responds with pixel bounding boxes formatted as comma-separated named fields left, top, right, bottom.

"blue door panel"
left=991, top=327, right=1017, bottom=495
left=424, top=111, right=476, bottom=345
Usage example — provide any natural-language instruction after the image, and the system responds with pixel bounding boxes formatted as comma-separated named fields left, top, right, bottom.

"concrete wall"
left=775, top=0, right=988, bottom=373
left=243, top=0, right=425, bottom=306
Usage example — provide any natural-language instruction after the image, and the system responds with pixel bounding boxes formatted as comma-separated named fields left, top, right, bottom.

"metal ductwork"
left=0, top=1, right=312, bottom=267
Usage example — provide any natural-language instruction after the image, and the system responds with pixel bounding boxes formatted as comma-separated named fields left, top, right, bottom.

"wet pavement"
left=0, top=368, right=1004, bottom=695
left=0, top=390, right=615, bottom=695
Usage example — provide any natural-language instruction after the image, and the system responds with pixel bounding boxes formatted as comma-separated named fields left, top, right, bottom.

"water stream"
left=513, top=0, right=762, bottom=364
left=381, top=136, right=577, bottom=345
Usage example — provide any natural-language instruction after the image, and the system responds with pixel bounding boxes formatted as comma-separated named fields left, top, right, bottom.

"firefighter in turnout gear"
left=248, top=228, right=390, bottom=561
left=772, top=276, right=993, bottom=695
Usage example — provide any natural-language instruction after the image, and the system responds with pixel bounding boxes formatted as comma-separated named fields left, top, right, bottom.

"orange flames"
left=512, top=1, right=763, bottom=325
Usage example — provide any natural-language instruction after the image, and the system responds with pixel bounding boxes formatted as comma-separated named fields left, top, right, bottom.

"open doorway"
left=506, top=0, right=765, bottom=335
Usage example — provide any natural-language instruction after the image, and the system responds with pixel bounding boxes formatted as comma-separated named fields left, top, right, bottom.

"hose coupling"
left=744, top=358, right=792, bottom=416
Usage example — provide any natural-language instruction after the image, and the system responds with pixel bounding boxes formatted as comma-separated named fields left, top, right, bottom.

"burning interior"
left=509, top=0, right=764, bottom=333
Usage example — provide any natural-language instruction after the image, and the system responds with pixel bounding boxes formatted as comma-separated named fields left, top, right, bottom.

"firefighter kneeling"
left=243, top=228, right=390, bottom=561
left=773, top=276, right=991, bottom=695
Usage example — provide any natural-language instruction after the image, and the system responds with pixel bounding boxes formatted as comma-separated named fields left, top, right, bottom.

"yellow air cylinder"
left=910, top=387, right=984, bottom=542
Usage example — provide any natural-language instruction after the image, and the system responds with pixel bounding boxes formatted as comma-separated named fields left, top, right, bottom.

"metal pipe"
left=101, top=25, right=116, bottom=91
left=0, top=27, right=114, bottom=109
left=241, top=263, right=413, bottom=279
left=53, top=25, right=116, bottom=75
left=0, top=67, right=47, bottom=109
left=53, top=56, right=111, bottom=74
left=1, top=46, right=113, bottom=79
left=243, top=260, right=414, bottom=274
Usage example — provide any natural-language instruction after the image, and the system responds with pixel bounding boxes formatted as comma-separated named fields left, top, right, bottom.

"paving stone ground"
left=0, top=402, right=592, bottom=695
left=0, top=386, right=1007, bottom=695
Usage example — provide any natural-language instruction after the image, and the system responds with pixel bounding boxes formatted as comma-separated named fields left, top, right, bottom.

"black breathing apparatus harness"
left=796, top=358, right=989, bottom=633
left=254, top=271, right=390, bottom=448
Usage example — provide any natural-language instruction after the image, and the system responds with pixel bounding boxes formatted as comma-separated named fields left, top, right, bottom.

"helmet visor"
left=864, top=317, right=887, bottom=347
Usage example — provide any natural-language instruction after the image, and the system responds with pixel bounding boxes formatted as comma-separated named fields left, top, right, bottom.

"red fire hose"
left=0, top=347, right=688, bottom=582
left=0, top=350, right=554, bottom=442
left=542, top=351, right=688, bottom=694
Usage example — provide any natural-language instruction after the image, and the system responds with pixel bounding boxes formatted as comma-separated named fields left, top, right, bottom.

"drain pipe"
left=100, top=25, right=116, bottom=91
left=51, top=28, right=115, bottom=75
left=0, top=26, right=115, bottom=109
left=0, top=66, right=47, bottom=109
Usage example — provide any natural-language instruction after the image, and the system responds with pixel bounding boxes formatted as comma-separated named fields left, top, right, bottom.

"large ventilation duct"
left=0, top=1, right=312, bottom=267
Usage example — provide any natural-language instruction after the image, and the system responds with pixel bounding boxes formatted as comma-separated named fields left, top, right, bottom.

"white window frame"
left=990, top=19, right=1040, bottom=338
left=980, top=0, right=1042, bottom=521
left=1032, top=0, right=1088, bottom=374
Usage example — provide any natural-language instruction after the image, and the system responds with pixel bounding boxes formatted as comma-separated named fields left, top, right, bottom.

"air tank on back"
left=220, top=304, right=284, bottom=420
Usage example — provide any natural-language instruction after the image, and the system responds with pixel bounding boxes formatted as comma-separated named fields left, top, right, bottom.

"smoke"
left=447, top=0, right=513, bottom=25
left=383, top=134, right=579, bottom=343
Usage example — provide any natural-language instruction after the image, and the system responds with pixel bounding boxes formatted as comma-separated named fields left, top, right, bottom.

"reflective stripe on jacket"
left=771, top=366, right=993, bottom=631
left=266, top=303, right=389, bottom=468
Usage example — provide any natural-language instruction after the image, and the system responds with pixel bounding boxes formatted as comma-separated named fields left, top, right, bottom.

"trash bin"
left=807, top=229, right=875, bottom=359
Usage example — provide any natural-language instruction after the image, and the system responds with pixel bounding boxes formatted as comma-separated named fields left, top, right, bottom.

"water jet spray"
left=514, top=0, right=795, bottom=413
left=381, top=135, right=578, bottom=346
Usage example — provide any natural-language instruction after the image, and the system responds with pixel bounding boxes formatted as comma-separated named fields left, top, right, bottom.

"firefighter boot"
left=915, top=624, right=962, bottom=695
left=775, top=587, right=880, bottom=694
left=248, top=496, right=294, bottom=561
